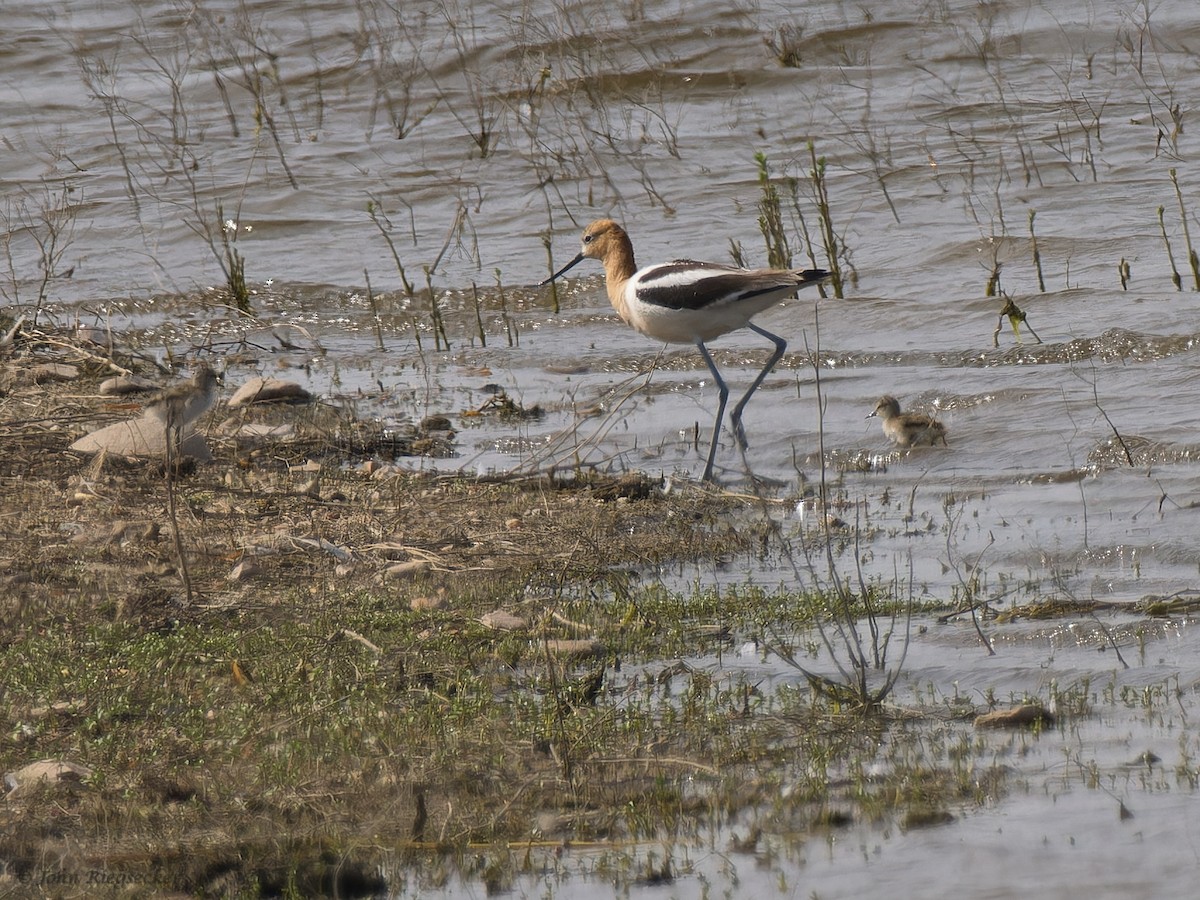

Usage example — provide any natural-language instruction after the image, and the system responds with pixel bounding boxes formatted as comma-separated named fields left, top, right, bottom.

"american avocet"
left=541, top=219, right=828, bottom=482
left=868, top=396, right=947, bottom=447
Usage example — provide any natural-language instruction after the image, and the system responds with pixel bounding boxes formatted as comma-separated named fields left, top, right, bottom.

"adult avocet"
left=542, top=218, right=827, bottom=482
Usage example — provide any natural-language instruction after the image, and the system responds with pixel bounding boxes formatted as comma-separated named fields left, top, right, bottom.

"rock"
left=26, top=701, right=80, bottom=720
left=227, top=377, right=312, bottom=408
left=224, top=422, right=298, bottom=444
left=543, top=638, right=605, bottom=657
left=1129, top=750, right=1161, bottom=767
left=0, top=362, right=79, bottom=391
left=98, top=374, right=160, bottom=395
left=293, top=477, right=321, bottom=499
left=410, top=594, right=448, bottom=611
left=227, top=561, right=263, bottom=582
left=26, top=363, right=80, bottom=384
left=4, top=759, right=92, bottom=798
left=385, top=560, right=431, bottom=579
left=70, top=520, right=161, bottom=546
left=480, top=610, right=526, bottom=631
left=534, top=811, right=570, bottom=837
left=420, top=415, right=454, bottom=432
left=974, top=703, right=1054, bottom=729
left=900, top=807, right=956, bottom=829
left=69, top=414, right=212, bottom=461
left=241, top=532, right=352, bottom=561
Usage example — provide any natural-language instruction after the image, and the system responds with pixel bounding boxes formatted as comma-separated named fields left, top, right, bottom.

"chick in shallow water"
left=868, top=396, right=947, bottom=447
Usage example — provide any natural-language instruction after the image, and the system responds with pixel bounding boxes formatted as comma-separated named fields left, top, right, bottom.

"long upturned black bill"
left=539, top=252, right=585, bottom=285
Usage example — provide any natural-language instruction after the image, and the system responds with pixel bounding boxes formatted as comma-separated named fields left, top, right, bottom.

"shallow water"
left=385, top=611, right=1200, bottom=899
left=5, top=0, right=1200, bottom=895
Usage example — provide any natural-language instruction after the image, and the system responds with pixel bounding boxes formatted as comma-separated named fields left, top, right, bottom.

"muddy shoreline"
left=5, top=323, right=1197, bottom=898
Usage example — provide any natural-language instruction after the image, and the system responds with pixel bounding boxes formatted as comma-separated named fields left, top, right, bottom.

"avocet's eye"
left=583, top=233, right=595, bottom=244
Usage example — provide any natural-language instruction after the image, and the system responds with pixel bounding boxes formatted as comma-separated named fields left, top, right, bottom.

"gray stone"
left=227, top=377, right=312, bottom=408
left=69, top=413, right=212, bottom=461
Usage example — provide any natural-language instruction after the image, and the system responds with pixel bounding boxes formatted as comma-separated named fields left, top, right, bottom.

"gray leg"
left=730, top=323, right=787, bottom=450
left=695, top=341, right=728, bottom=482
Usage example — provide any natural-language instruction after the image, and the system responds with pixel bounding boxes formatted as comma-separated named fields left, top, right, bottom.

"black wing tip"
left=801, top=268, right=830, bottom=282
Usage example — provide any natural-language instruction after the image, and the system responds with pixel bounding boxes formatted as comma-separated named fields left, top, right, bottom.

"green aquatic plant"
left=808, top=142, right=847, bottom=298
left=215, top=202, right=251, bottom=314
left=755, top=151, right=792, bottom=269
left=992, top=294, right=1042, bottom=346
left=765, top=22, right=807, bottom=69
left=1157, top=204, right=1183, bottom=290
left=985, top=259, right=1002, bottom=297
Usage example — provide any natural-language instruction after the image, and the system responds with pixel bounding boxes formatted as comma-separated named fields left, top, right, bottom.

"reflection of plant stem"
left=74, top=51, right=141, bottom=219
left=428, top=204, right=466, bottom=276
left=194, top=5, right=299, bottom=188
left=1091, top=375, right=1135, bottom=466
left=471, top=282, right=486, bottom=347
left=355, top=0, right=437, bottom=140
left=426, top=4, right=496, bottom=157
left=1087, top=607, right=1129, bottom=668
left=407, top=314, right=424, bottom=355
left=943, top=504, right=995, bottom=655
left=764, top=22, right=806, bottom=68
left=962, top=537, right=996, bottom=655
left=786, top=183, right=824, bottom=289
